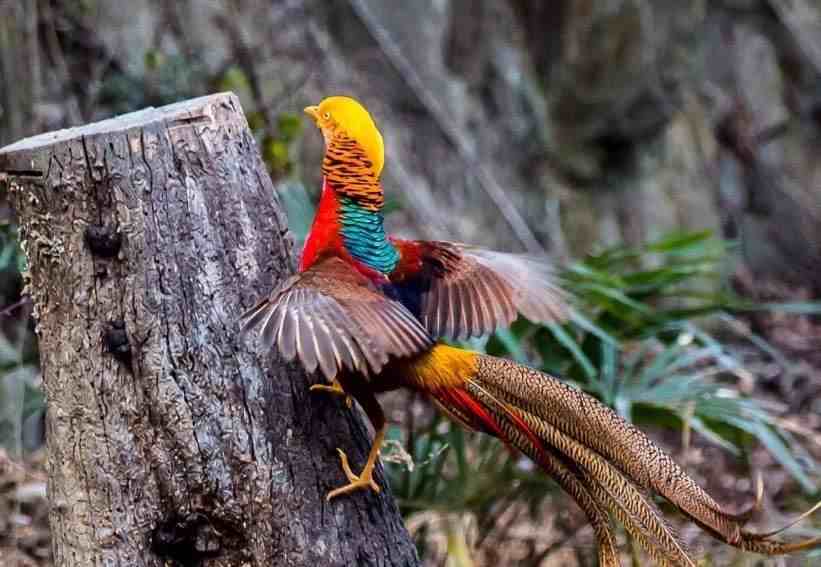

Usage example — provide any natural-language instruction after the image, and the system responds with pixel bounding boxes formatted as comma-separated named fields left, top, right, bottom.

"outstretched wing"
left=241, top=257, right=433, bottom=379
left=391, top=241, right=570, bottom=340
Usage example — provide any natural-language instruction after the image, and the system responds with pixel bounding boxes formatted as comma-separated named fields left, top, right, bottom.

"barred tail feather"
left=505, top=426, right=623, bottom=567
left=460, top=379, right=696, bottom=567
left=430, top=386, right=622, bottom=567
left=465, top=353, right=821, bottom=557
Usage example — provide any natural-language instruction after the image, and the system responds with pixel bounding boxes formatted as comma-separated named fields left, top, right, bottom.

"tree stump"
left=0, top=92, right=419, bottom=566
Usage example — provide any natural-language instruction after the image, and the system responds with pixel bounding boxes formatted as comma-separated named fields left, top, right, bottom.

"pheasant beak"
left=304, top=105, right=320, bottom=122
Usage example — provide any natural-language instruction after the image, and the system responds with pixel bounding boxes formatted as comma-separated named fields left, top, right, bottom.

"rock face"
left=2, top=0, right=820, bottom=289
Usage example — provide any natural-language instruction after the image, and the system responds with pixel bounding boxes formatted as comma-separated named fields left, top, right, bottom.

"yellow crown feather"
left=304, top=96, right=385, bottom=177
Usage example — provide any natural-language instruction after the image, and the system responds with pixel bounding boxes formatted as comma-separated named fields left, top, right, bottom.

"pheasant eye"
left=323, top=112, right=331, bottom=119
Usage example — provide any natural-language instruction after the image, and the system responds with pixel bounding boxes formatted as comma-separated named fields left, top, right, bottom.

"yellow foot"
left=309, top=381, right=353, bottom=408
left=326, top=448, right=381, bottom=500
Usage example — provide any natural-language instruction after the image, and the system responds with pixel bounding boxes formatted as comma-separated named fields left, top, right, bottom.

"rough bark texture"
left=0, top=93, right=419, bottom=566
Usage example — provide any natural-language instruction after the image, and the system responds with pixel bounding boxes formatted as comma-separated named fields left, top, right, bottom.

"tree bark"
left=0, top=92, right=419, bottom=567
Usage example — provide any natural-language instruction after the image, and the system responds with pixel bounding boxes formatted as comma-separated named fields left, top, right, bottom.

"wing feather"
left=239, top=299, right=272, bottom=338
left=481, top=272, right=516, bottom=325
left=474, top=276, right=501, bottom=330
left=392, top=241, right=570, bottom=340
left=297, top=306, right=320, bottom=374
left=279, top=306, right=299, bottom=362
left=465, top=277, right=485, bottom=338
left=346, top=303, right=389, bottom=372
left=310, top=309, right=338, bottom=380
left=446, top=280, right=461, bottom=339
left=431, top=280, right=445, bottom=338
left=323, top=305, right=361, bottom=372
left=393, top=305, right=434, bottom=350
left=241, top=257, right=433, bottom=378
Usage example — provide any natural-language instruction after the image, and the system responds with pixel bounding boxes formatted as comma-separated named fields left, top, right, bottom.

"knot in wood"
left=151, top=512, right=245, bottom=564
left=103, top=320, right=131, bottom=367
left=84, top=224, right=123, bottom=258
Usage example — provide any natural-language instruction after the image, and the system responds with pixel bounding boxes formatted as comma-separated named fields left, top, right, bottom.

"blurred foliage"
left=0, top=335, right=41, bottom=454
left=380, top=231, right=821, bottom=560
left=98, top=51, right=208, bottom=115
left=0, top=222, right=26, bottom=276
left=0, top=216, right=40, bottom=456
left=262, top=112, right=304, bottom=178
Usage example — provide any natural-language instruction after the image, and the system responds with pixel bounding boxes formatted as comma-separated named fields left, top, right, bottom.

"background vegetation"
left=2, top=1, right=821, bottom=565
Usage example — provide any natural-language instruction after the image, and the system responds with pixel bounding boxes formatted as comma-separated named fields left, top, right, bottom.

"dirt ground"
left=0, top=449, right=49, bottom=567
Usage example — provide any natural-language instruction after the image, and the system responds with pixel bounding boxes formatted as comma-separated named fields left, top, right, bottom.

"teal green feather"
left=339, top=197, right=399, bottom=274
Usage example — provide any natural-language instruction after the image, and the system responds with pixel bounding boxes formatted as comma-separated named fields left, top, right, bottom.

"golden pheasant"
left=241, top=96, right=821, bottom=566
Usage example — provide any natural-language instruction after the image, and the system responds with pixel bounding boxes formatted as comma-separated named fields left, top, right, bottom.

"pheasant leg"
left=326, top=390, right=386, bottom=500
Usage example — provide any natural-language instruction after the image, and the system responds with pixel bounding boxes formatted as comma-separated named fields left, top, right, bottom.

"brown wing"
left=240, top=257, right=433, bottom=379
left=393, top=241, right=570, bottom=340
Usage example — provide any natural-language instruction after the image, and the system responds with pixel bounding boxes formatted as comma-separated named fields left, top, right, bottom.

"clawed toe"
left=325, top=448, right=381, bottom=500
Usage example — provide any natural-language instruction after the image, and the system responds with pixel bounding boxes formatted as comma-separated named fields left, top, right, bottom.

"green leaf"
left=564, top=263, right=627, bottom=288
left=736, top=301, right=821, bottom=314
left=687, top=416, right=740, bottom=455
left=545, top=322, right=596, bottom=380
left=493, top=328, right=528, bottom=363
left=723, top=416, right=816, bottom=492
left=276, top=112, right=303, bottom=142
left=569, top=310, right=620, bottom=348
left=645, top=230, right=714, bottom=253
left=449, top=425, right=468, bottom=485
left=575, top=282, right=653, bottom=315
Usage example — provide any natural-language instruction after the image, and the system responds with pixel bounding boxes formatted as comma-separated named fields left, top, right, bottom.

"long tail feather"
left=734, top=500, right=821, bottom=554
left=471, top=355, right=741, bottom=537
left=430, top=387, right=622, bottom=566
left=399, top=346, right=821, bottom=563
left=514, top=434, right=623, bottom=567
left=462, top=379, right=696, bottom=567
left=521, top=412, right=694, bottom=567
left=466, top=353, right=821, bottom=555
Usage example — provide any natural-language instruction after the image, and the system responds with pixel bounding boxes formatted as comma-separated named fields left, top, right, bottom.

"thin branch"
left=0, top=296, right=30, bottom=318
left=768, top=0, right=821, bottom=76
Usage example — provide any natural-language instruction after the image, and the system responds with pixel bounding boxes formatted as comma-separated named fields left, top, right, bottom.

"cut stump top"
left=0, top=92, right=242, bottom=175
